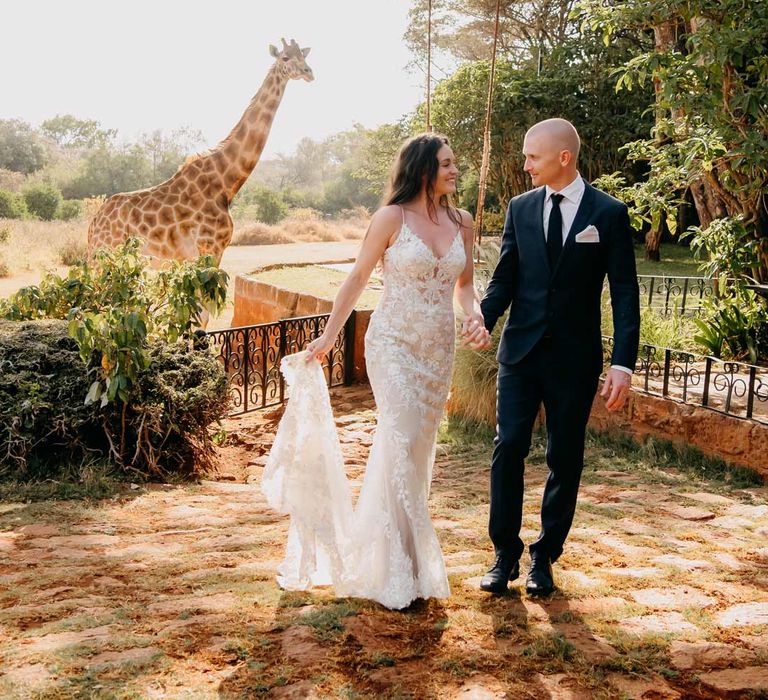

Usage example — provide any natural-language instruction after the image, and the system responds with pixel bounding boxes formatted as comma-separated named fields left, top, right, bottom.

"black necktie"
left=547, top=193, right=564, bottom=269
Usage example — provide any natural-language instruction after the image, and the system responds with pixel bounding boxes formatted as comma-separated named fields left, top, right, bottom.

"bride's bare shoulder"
left=372, top=204, right=403, bottom=226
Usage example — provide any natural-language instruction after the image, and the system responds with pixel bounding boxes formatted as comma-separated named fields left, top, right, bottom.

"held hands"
left=460, top=312, right=492, bottom=351
left=305, top=333, right=335, bottom=363
left=601, top=368, right=632, bottom=412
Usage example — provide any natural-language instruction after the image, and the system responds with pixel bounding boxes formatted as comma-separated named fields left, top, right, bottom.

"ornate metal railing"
left=603, top=336, right=768, bottom=424
left=205, top=313, right=355, bottom=415
left=635, top=275, right=715, bottom=315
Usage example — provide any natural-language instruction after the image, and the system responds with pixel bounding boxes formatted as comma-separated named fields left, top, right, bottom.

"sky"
left=2, top=0, right=425, bottom=158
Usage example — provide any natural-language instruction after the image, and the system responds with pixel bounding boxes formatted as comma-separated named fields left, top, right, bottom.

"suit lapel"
left=552, top=179, right=595, bottom=278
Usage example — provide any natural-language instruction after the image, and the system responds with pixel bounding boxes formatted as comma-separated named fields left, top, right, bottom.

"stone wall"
left=231, top=272, right=373, bottom=383
left=589, top=381, right=767, bottom=480
left=232, top=273, right=334, bottom=327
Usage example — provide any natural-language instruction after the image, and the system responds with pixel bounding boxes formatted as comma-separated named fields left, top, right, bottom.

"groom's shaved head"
left=526, top=118, right=581, bottom=158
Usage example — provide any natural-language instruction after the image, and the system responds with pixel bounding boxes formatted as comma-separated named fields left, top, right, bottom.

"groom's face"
left=522, top=133, right=564, bottom=188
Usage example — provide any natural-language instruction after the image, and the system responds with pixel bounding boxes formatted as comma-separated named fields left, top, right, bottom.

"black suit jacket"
left=481, top=180, right=640, bottom=374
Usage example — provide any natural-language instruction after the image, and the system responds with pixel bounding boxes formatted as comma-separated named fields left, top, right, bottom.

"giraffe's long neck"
left=213, top=63, right=289, bottom=201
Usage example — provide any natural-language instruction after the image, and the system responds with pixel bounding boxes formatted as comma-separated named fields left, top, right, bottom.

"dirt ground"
left=1, top=382, right=767, bottom=699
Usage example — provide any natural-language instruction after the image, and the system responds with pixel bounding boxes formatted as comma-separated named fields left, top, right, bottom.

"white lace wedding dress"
left=262, top=215, right=467, bottom=609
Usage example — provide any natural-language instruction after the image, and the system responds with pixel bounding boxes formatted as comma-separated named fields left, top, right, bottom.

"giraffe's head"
left=269, top=38, right=314, bottom=82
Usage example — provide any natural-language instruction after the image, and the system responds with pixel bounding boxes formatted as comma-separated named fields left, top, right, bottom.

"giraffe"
left=87, top=39, right=313, bottom=266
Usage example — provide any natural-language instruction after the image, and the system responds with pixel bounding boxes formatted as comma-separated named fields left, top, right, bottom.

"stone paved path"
left=1, top=384, right=767, bottom=698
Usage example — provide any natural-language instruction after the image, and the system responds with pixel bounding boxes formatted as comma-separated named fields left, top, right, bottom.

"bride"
left=262, top=133, right=491, bottom=610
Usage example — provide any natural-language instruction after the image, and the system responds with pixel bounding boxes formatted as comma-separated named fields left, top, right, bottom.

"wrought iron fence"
left=603, top=336, right=768, bottom=424
left=205, top=313, right=355, bottom=415
left=635, top=275, right=715, bottom=315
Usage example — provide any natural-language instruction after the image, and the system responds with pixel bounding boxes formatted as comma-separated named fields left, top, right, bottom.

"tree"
left=0, top=119, right=47, bottom=174
left=65, top=144, right=153, bottom=199
left=428, top=32, right=653, bottom=210
left=40, top=114, right=115, bottom=149
left=22, top=183, right=63, bottom=221
left=583, top=0, right=768, bottom=281
left=138, top=127, right=205, bottom=181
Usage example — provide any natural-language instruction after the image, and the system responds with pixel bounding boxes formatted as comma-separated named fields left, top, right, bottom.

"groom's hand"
left=601, top=368, right=632, bottom=411
left=461, top=313, right=492, bottom=350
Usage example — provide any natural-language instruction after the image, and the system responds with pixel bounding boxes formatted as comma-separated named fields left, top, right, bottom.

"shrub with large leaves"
left=0, top=239, right=231, bottom=477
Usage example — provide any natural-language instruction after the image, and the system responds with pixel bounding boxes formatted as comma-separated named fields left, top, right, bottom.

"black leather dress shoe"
left=525, top=556, right=555, bottom=596
left=480, top=553, right=520, bottom=593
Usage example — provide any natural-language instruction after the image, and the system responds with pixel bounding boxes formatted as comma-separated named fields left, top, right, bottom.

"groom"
left=478, top=118, right=640, bottom=596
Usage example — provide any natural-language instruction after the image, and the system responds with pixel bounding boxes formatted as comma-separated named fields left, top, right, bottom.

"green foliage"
left=0, top=119, right=47, bottom=174
left=57, top=199, right=83, bottom=221
left=0, top=320, right=229, bottom=480
left=683, top=218, right=768, bottom=362
left=253, top=186, right=288, bottom=224
left=22, top=182, right=63, bottom=221
left=1, top=238, right=229, bottom=408
left=582, top=0, right=768, bottom=283
left=0, top=189, right=28, bottom=219
left=40, top=114, right=115, bottom=149
left=428, top=32, right=654, bottom=208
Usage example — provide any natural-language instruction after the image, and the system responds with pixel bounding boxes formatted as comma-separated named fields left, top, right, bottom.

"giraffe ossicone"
left=87, top=39, right=314, bottom=269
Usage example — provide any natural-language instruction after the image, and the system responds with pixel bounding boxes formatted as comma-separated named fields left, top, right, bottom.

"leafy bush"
left=685, top=218, right=768, bottom=363
left=0, top=189, right=28, bottom=219
left=57, top=199, right=83, bottom=221
left=0, top=238, right=231, bottom=476
left=22, top=182, right=62, bottom=221
left=0, top=320, right=229, bottom=479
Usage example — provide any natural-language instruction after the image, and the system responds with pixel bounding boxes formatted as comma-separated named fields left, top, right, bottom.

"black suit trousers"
left=489, top=337, right=600, bottom=563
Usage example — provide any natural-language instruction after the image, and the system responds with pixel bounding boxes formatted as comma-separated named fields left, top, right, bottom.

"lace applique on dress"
left=263, top=217, right=466, bottom=610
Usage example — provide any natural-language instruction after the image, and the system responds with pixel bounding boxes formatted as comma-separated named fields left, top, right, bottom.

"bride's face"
left=433, top=144, right=459, bottom=197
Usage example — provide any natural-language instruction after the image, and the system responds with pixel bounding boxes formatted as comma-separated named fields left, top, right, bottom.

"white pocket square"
left=575, top=225, right=600, bottom=243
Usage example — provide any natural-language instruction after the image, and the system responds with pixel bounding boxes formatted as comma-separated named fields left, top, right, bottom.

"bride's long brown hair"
left=384, top=133, right=461, bottom=227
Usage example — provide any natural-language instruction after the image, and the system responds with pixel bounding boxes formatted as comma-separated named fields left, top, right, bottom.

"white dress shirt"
left=543, top=173, right=585, bottom=244
left=542, top=173, right=633, bottom=377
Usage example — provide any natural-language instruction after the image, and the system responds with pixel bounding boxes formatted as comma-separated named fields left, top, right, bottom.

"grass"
left=634, top=242, right=701, bottom=277
left=252, top=265, right=382, bottom=309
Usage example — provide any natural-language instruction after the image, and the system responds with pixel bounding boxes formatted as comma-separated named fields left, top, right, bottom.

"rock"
left=679, top=492, right=736, bottom=506
left=343, top=615, right=403, bottom=654
left=147, top=593, right=239, bottom=615
left=533, top=673, right=592, bottom=699
left=725, top=503, right=768, bottom=519
left=662, top=505, right=715, bottom=521
left=279, top=627, right=329, bottom=667
left=716, top=602, right=768, bottom=627
left=0, top=663, right=51, bottom=690
left=450, top=675, right=508, bottom=699
left=17, top=524, right=60, bottom=537
left=707, top=515, right=756, bottom=530
left=698, top=667, right=768, bottom=697
left=22, top=625, right=115, bottom=653
left=269, top=681, right=320, bottom=699
left=669, top=640, right=756, bottom=671
left=88, top=646, right=162, bottom=667
left=651, top=555, right=714, bottom=570
left=629, top=586, right=717, bottom=610
left=604, top=567, right=664, bottom=579
left=550, top=623, right=617, bottom=663
left=607, top=672, right=681, bottom=699
left=618, top=612, right=699, bottom=635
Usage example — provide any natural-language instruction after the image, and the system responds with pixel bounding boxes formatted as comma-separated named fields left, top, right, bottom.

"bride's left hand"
left=461, top=312, right=492, bottom=350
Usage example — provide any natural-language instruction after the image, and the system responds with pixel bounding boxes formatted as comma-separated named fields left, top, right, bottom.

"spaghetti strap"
left=399, top=204, right=406, bottom=226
